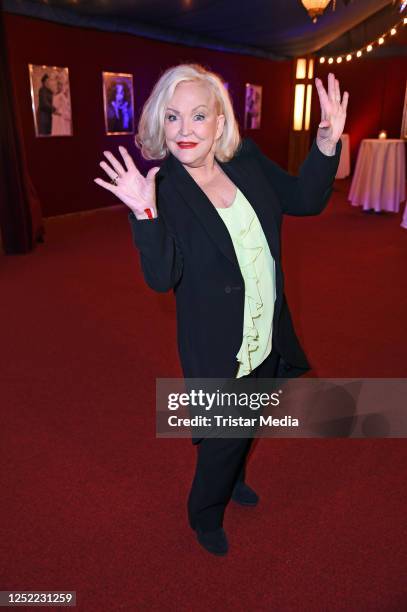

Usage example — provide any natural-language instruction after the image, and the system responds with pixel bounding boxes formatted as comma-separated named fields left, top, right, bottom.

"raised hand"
left=94, top=146, right=160, bottom=219
left=315, top=73, right=349, bottom=150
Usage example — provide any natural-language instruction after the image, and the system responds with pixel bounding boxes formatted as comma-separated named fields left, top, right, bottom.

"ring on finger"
left=110, top=174, right=120, bottom=186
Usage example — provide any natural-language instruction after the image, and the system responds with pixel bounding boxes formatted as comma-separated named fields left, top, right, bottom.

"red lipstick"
left=177, top=142, right=198, bottom=149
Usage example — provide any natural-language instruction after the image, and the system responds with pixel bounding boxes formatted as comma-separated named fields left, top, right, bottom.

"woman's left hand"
left=315, top=72, right=349, bottom=149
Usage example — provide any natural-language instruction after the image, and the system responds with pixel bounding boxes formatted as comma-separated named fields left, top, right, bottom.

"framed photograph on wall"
left=28, top=64, right=73, bottom=137
left=244, top=83, right=262, bottom=130
left=102, top=72, right=134, bottom=135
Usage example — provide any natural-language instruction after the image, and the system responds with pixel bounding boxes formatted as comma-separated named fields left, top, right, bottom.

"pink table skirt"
left=348, top=139, right=406, bottom=213
left=402, top=203, right=407, bottom=230
left=336, top=133, right=350, bottom=179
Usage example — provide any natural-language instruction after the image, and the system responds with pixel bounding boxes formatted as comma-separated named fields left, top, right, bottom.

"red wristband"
left=144, top=208, right=154, bottom=219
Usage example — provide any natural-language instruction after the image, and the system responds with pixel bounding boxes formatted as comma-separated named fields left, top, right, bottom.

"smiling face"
left=164, top=80, right=225, bottom=167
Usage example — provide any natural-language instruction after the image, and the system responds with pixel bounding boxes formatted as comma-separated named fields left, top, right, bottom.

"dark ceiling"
left=3, top=0, right=406, bottom=59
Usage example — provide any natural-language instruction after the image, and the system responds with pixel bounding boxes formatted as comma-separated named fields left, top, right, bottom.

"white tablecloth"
left=336, top=133, right=350, bottom=179
left=348, top=139, right=406, bottom=213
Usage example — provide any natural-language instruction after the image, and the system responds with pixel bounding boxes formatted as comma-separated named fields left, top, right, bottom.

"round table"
left=348, top=139, right=406, bottom=213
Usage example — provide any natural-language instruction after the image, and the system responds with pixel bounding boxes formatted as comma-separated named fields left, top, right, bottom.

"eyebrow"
left=165, top=105, right=209, bottom=112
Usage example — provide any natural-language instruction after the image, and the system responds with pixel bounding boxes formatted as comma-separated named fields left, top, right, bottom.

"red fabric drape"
left=0, top=3, right=44, bottom=254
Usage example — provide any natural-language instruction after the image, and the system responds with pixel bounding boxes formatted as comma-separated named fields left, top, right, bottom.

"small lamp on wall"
left=293, top=57, right=314, bottom=131
left=289, top=56, right=315, bottom=174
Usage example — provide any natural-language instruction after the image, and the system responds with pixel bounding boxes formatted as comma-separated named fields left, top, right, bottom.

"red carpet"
left=1, top=178, right=406, bottom=611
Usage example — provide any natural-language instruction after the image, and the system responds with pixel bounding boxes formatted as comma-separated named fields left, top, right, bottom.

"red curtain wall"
left=3, top=12, right=406, bottom=218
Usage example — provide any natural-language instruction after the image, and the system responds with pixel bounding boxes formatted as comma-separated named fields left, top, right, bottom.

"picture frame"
left=244, top=83, right=262, bottom=130
left=28, top=64, right=73, bottom=137
left=102, top=72, right=135, bottom=135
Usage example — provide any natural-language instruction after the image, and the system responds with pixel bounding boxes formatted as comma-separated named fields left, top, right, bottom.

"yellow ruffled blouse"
left=216, top=187, right=277, bottom=378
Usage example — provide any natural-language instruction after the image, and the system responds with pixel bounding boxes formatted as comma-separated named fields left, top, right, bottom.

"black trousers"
left=187, top=349, right=282, bottom=531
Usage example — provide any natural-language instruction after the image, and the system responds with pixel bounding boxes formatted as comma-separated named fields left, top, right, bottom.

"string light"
left=318, top=13, right=406, bottom=64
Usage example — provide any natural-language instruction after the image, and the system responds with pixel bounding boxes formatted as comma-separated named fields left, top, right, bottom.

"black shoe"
left=231, top=482, right=259, bottom=507
left=195, top=526, right=229, bottom=556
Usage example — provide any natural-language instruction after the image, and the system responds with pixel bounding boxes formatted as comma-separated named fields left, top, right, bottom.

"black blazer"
left=128, top=136, right=342, bottom=380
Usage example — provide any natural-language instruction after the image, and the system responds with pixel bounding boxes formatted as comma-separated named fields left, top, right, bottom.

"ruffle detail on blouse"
left=232, top=211, right=265, bottom=377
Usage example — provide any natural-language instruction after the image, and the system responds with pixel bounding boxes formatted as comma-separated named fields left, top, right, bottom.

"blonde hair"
left=135, top=63, right=241, bottom=162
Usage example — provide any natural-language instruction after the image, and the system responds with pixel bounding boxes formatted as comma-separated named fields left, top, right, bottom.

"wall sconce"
left=293, top=57, right=314, bottom=131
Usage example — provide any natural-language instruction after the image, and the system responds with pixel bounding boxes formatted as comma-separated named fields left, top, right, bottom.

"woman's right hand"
left=94, top=146, right=160, bottom=219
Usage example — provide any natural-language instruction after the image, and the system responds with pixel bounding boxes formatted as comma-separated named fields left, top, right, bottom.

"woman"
left=94, top=63, right=348, bottom=556
left=52, top=80, right=72, bottom=136
left=107, top=81, right=132, bottom=133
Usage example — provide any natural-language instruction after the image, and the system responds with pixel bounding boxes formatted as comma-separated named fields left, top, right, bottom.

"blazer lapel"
left=217, top=153, right=280, bottom=262
left=165, top=152, right=239, bottom=267
left=162, top=142, right=280, bottom=266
